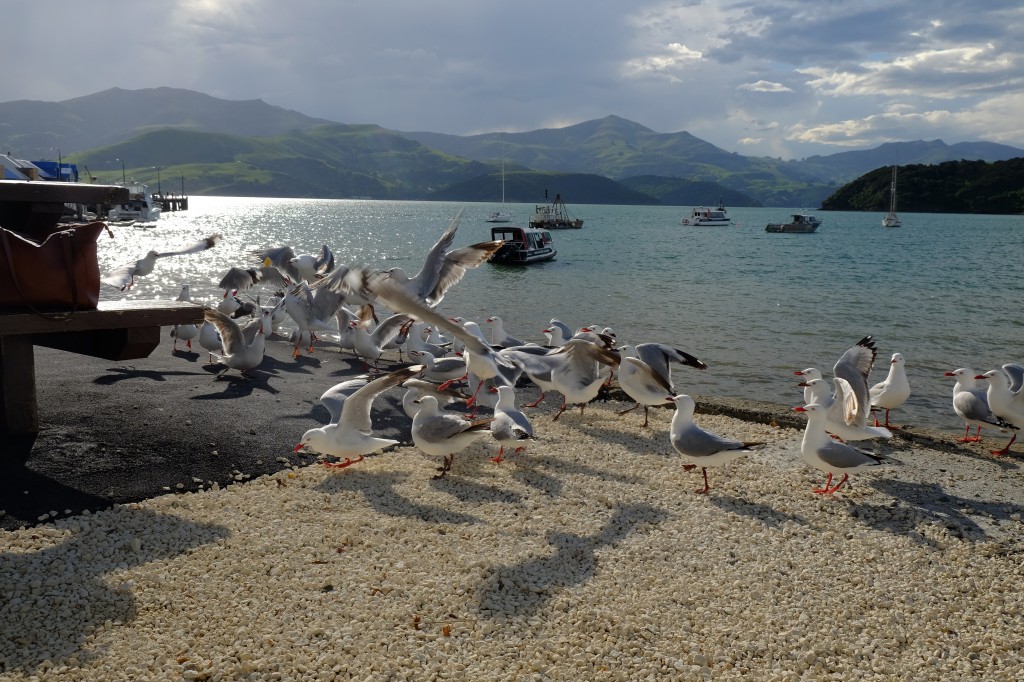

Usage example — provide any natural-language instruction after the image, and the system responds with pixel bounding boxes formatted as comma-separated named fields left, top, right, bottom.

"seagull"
left=350, top=313, right=413, bottom=372
left=410, top=350, right=467, bottom=384
left=254, top=244, right=334, bottom=283
left=169, top=285, right=199, bottom=352
left=197, top=315, right=223, bottom=364
left=944, top=368, right=1010, bottom=443
left=799, top=378, right=893, bottom=441
left=486, top=316, right=525, bottom=348
left=542, top=325, right=570, bottom=348
left=283, top=276, right=348, bottom=357
left=617, top=344, right=708, bottom=427
left=870, top=353, right=911, bottom=428
left=548, top=319, right=574, bottom=343
left=374, top=209, right=504, bottom=309
left=976, top=366, right=1024, bottom=455
left=102, top=234, right=222, bottom=290
left=410, top=395, right=492, bottom=479
left=202, top=302, right=279, bottom=378
left=489, top=385, right=534, bottom=463
left=401, top=378, right=468, bottom=419
left=794, top=403, right=883, bottom=495
left=794, top=367, right=823, bottom=405
left=669, top=394, right=764, bottom=494
left=217, top=263, right=291, bottom=295
left=832, top=335, right=878, bottom=431
left=294, top=364, right=423, bottom=468
left=548, top=338, right=621, bottom=421
left=353, top=269, right=520, bottom=406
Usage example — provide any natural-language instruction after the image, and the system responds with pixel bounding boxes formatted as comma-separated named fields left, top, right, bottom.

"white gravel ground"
left=2, top=401, right=1023, bottom=681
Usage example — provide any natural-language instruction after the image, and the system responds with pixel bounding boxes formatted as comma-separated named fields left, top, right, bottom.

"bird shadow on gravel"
left=92, top=367, right=205, bottom=386
left=854, top=478, right=1024, bottom=546
left=316, top=470, right=481, bottom=525
left=475, top=503, right=668, bottom=621
left=0, top=507, right=229, bottom=674
left=505, top=451, right=644, bottom=498
left=709, top=494, right=810, bottom=528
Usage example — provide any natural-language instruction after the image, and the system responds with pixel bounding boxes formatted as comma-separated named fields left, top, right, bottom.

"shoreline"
left=2, top=331, right=1015, bottom=532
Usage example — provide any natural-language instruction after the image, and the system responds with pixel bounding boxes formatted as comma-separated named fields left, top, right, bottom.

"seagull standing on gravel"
left=548, top=339, right=621, bottom=421
left=976, top=366, right=1024, bottom=455
left=486, top=316, right=525, bottom=348
left=294, top=365, right=424, bottom=468
left=410, top=395, right=492, bottom=479
left=169, top=285, right=200, bottom=352
left=617, top=343, right=707, bottom=427
left=794, top=403, right=883, bottom=495
left=669, top=394, right=763, bottom=494
left=944, top=368, right=1010, bottom=443
left=102, top=234, right=222, bottom=291
left=869, top=353, right=911, bottom=428
left=489, top=386, right=535, bottom=463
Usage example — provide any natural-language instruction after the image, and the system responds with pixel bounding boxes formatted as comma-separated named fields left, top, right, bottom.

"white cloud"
left=739, top=80, right=793, bottom=93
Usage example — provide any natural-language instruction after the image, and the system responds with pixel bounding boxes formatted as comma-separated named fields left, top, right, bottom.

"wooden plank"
left=0, top=300, right=204, bottom=336
left=0, top=335, right=37, bottom=434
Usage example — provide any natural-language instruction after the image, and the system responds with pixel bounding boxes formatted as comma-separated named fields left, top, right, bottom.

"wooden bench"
left=0, top=299, right=205, bottom=434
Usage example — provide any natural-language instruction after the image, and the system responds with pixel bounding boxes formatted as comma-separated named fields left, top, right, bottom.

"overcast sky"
left=6, top=1, right=1023, bottom=159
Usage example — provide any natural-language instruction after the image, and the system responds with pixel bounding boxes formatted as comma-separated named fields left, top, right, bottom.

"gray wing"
left=954, top=388, right=997, bottom=423
left=338, top=364, right=424, bottom=432
left=833, top=336, right=876, bottom=427
left=316, top=244, right=335, bottom=275
left=815, top=439, right=881, bottom=469
left=254, top=245, right=300, bottom=281
left=370, top=313, right=413, bottom=347
left=410, top=210, right=462, bottom=300
left=672, top=422, right=747, bottom=458
left=284, top=282, right=315, bottom=327
left=356, top=268, right=490, bottom=355
left=218, top=265, right=291, bottom=292
left=425, top=240, right=506, bottom=306
left=156, top=234, right=222, bottom=258
left=492, top=408, right=533, bottom=442
left=203, top=308, right=246, bottom=354
left=635, top=343, right=708, bottom=382
left=319, top=377, right=370, bottom=425
left=1002, top=364, right=1024, bottom=394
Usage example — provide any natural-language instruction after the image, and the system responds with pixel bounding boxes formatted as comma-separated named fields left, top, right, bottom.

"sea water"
left=99, top=197, right=1024, bottom=433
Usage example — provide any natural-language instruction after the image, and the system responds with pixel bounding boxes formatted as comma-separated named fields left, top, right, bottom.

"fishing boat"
left=106, top=181, right=162, bottom=223
left=488, top=225, right=557, bottom=265
left=529, top=193, right=583, bottom=229
left=765, top=212, right=821, bottom=233
left=681, top=200, right=731, bottom=226
left=485, top=155, right=511, bottom=223
left=882, top=163, right=901, bottom=227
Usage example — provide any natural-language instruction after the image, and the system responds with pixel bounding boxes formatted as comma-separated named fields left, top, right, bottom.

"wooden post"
left=0, top=335, right=38, bottom=434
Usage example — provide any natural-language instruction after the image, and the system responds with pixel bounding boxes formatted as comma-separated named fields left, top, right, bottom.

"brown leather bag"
left=0, top=221, right=105, bottom=315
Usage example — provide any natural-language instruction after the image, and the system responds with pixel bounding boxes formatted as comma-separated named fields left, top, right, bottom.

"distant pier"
left=153, top=193, right=189, bottom=212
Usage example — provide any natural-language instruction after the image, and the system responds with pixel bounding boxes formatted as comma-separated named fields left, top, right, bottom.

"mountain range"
left=2, top=87, right=1021, bottom=208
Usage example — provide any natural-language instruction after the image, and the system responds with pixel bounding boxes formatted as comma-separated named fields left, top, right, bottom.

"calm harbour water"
left=98, top=197, right=1024, bottom=433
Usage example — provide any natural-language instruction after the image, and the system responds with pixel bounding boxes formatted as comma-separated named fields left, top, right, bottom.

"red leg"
left=617, top=403, right=640, bottom=416
left=490, top=447, right=505, bottom=464
left=813, top=472, right=834, bottom=495
left=524, top=392, right=546, bottom=408
left=826, top=473, right=850, bottom=494
left=991, top=433, right=1017, bottom=457
left=694, top=467, right=711, bottom=495
left=553, top=399, right=568, bottom=421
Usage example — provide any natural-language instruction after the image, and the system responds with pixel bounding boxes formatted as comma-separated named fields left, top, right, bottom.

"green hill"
left=821, top=158, right=1024, bottom=214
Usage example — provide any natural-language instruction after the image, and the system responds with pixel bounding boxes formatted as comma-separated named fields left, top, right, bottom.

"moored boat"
left=882, top=162, right=901, bottom=227
left=681, top=200, right=731, bottom=226
left=765, top=213, right=821, bottom=233
left=530, top=193, right=583, bottom=229
left=488, top=226, right=557, bottom=265
left=107, top=181, right=161, bottom=223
